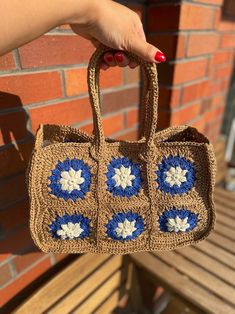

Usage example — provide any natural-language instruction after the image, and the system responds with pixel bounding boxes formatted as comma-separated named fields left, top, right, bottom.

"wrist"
left=61, top=0, right=99, bottom=26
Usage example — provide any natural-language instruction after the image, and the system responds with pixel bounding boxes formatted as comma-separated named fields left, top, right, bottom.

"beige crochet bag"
left=27, top=45, right=216, bottom=254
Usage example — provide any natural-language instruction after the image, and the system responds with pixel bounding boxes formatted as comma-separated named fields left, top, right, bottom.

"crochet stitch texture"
left=27, top=44, right=216, bottom=254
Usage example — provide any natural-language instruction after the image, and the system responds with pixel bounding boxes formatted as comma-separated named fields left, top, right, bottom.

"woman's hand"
left=69, top=0, right=166, bottom=70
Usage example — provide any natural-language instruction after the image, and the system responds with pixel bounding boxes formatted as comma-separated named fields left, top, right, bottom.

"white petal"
left=114, top=168, right=121, bottom=176
left=60, top=171, right=70, bottom=179
left=57, top=229, right=65, bottom=236
left=69, top=168, right=76, bottom=177
left=73, top=184, right=81, bottom=191
left=76, top=177, right=85, bottom=184
left=74, top=170, right=82, bottom=178
left=67, top=222, right=74, bottom=229
left=61, top=224, right=69, bottom=231
left=169, top=167, right=176, bottom=174
left=182, top=170, right=188, bottom=176
left=120, top=181, right=127, bottom=189
left=128, top=174, right=136, bottom=181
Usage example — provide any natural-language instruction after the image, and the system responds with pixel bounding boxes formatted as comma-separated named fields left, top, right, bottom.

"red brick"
left=0, top=140, right=33, bottom=178
left=0, top=72, right=62, bottom=106
left=212, top=50, right=232, bottom=65
left=179, top=4, right=215, bottom=30
left=65, top=66, right=122, bottom=97
left=159, top=87, right=181, bottom=109
left=102, top=87, right=139, bottom=114
left=0, top=199, right=29, bottom=233
left=187, top=33, right=219, bottom=57
left=0, top=254, right=12, bottom=263
left=147, top=5, right=180, bottom=31
left=191, top=117, right=205, bottom=133
left=29, top=98, right=92, bottom=133
left=182, top=80, right=210, bottom=105
left=0, top=263, right=12, bottom=286
left=174, top=59, right=208, bottom=84
left=126, top=108, right=139, bottom=128
left=80, top=114, right=124, bottom=137
left=192, top=0, right=223, bottom=4
left=220, top=34, right=235, bottom=48
left=115, top=129, right=139, bottom=141
left=0, top=174, right=27, bottom=209
left=0, top=111, right=29, bottom=145
left=147, top=34, right=186, bottom=59
left=13, top=252, right=46, bottom=274
left=0, top=257, right=51, bottom=307
left=0, top=225, right=34, bottom=256
left=103, top=114, right=124, bottom=136
left=214, top=65, right=233, bottom=79
left=19, top=35, right=94, bottom=68
left=0, top=52, right=16, bottom=71
left=123, top=66, right=140, bottom=85
left=171, top=103, right=201, bottom=125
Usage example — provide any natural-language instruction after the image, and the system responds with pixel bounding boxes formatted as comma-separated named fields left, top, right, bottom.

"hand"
left=69, top=0, right=166, bottom=70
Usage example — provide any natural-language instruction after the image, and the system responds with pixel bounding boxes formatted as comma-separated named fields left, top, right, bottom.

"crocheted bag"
left=27, top=44, right=216, bottom=254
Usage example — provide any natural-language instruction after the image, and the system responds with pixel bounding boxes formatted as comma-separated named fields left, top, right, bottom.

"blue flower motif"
left=49, top=213, right=90, bottom=239
left=156, top=155, right=196, bottom=195
left=48, top=158, right=91, bottom=201
left=159, top=208, right=198, bottom=233
left=106, top=211, right=144, bottom=241
left=106, top=157, right=142, bottom=197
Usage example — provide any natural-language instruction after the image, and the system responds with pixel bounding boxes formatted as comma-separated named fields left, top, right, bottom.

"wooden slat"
left=216, top=211, right=235, bottom=228
left=194, top=241, right=235, bottom=269
left=95, top=289, right=120, bottom=314
left=73, top=270, right=122, bottom=314
left=215, top=221, right=235, bottom=240
left=215, top=202, right=235, bottom=219
left=176, top=246, right=235, bottom=286
left=215, top=196, right=235, bottom=213
left=215, top=187, right=235, bottom=202
left=153, top=251, right=235, bottom=306
left=14, top=254, right=110, bottom=314
left=208, top=232, right=235, bottom=254
left=131, top=252, right=235, bottom=314
left=49, top=255, right=122, bottom=314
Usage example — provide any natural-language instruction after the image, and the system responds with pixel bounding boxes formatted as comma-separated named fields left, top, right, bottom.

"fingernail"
left=154, top=51, right=166, bottom=63
left=105, top=55, right=113, bottom=62
left=115, top=53, right=124, bottom=63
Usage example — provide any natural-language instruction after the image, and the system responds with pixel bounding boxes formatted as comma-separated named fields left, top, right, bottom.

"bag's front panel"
left=96, top=143, right=151, bottom=254
left=30, top=143, right=99, bottom=253
left=148, top=142, right=215, bottom=250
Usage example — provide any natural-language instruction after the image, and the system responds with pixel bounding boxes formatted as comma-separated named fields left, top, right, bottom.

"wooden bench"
left=131, top=137, right=235, bottom=314
left=14, top=137, right=235, bottom=314
left=14, top=254, right=134, bottom=314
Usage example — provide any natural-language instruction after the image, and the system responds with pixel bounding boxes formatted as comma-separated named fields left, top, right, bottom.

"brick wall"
left=0, top=0, right=235, bottom=310
left=148, top=0, right=235, bottom=142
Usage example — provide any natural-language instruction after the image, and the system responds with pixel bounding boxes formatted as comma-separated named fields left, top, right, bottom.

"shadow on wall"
left=0, top=92, right=39, bottom=255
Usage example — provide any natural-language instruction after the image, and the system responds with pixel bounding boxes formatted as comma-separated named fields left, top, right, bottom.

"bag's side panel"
left=29, top=142, right=99, bottom=253
left=149, top=141, right=216, bottom=250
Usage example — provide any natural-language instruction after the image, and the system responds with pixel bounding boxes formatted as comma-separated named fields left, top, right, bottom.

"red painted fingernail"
left=105, top=55, right=113, bottom=62
left=115, top=53, right=124, bottom=63
left=154, top=51, right=166, bottom=62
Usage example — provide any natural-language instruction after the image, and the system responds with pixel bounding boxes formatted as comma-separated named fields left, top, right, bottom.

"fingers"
left=101, top=51, right=138, bottom=70
left=129, top=39, right=166, bottom=64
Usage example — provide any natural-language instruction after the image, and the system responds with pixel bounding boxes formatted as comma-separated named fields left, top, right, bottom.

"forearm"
left=0, top=0, right=92, bottom=56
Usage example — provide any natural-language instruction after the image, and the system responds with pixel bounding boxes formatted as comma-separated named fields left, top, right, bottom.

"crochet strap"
left=87, top=44, right=159, bottom=151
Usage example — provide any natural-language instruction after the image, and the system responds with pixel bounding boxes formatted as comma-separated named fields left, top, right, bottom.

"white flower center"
left=59, top=168, right=85, bottom=193
left=56, top=222, right=84, bottom=239
left=112, top=165, right=135, bottom=189
left=115, top=218, right=137, bottom=239
left=166, top=216, right=190, bottom=232
left=164, top=166, right=188, bottom=187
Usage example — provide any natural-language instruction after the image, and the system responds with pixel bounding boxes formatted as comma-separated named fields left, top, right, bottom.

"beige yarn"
left=27, top=44, right=216, bottom=254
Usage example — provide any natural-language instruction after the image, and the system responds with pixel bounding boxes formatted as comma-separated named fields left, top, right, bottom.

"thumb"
left=129, top=39, right=166, bottom=63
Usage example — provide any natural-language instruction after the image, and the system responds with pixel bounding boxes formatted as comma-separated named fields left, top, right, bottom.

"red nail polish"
left=115, top=53, right=124, bottom=63
left=105, top=55, right=113, bottom=62
left=154, top=51, right=166, bottom=62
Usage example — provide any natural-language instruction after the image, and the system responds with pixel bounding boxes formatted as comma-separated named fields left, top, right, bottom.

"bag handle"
left=87, top=44, right=159, bottom=154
